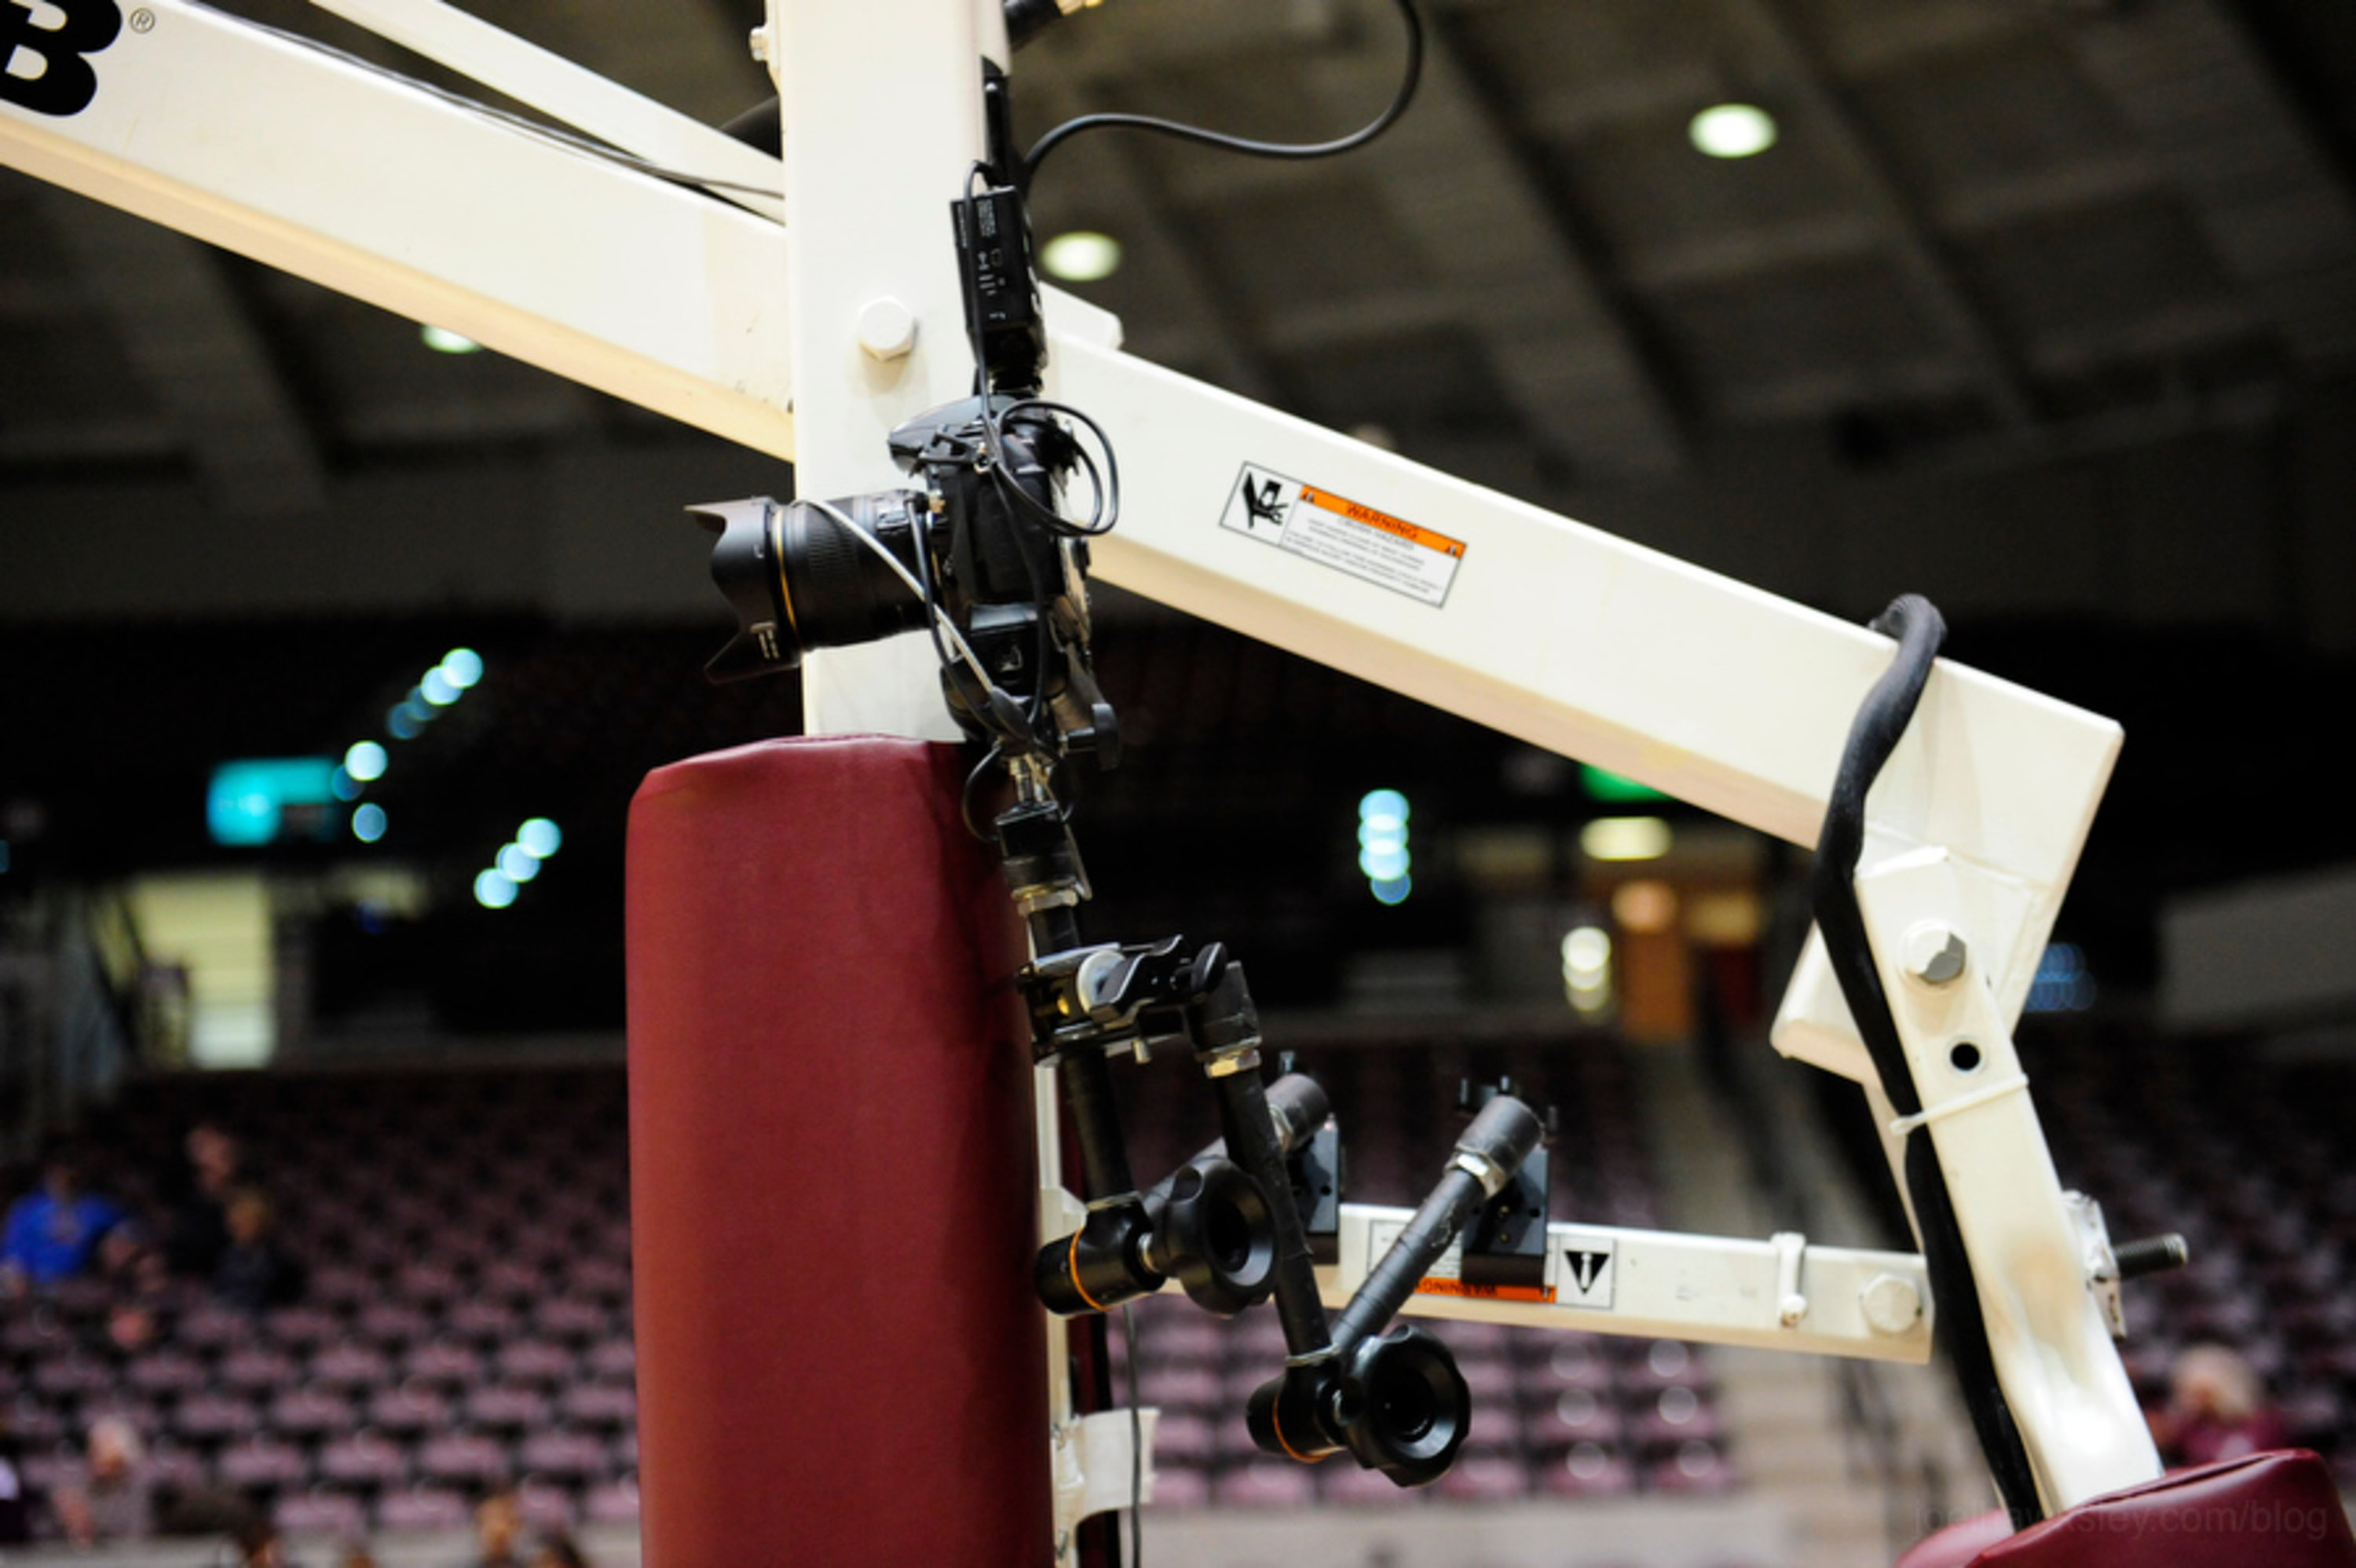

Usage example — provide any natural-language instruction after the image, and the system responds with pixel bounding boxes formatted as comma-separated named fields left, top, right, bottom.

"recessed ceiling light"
left=420, top=324, right=483, bottom=354
left=1689, top=103, right=1778, bottom=159
left=1041, top=231, right=1122, bottom=283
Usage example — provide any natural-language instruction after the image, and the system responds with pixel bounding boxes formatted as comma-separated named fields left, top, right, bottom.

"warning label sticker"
left=1220, top=464, right=1465, bottom=608
left=1366, top=1219, right=1556, bottom=1306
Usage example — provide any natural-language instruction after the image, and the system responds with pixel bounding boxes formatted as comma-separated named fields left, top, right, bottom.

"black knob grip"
left=1142, top=1157, right=1276, bottom=1318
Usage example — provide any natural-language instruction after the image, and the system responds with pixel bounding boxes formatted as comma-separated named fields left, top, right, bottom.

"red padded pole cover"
left=627, top=736, right=1052, bottom=1566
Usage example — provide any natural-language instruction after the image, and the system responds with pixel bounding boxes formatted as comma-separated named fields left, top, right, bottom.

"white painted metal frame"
left=1, top=0, right=2158, bottom=1529
left=1319, top=1204, right=1936, bottom=1365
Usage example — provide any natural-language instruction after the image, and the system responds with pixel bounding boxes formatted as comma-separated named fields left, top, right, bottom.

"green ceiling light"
left=420, top=324, right=483, bottom=354
left=1040, top=230, right=1122, bottom=283
left=1689, top=103, right=1778, bottom=159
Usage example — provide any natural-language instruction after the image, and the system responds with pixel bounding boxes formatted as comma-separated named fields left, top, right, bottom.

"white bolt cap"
left=857, top=298, right=917, bottom=362
left=748, top=25, right=770, bottom=64
left=1861, top=1273, right=1923, bottom=1335
left=1901, top=921, right=1966, bottom=985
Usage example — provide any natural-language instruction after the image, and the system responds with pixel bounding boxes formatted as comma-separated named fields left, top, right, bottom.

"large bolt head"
left=1900, top=921, right=1967, bottom=985
left=1861, top=1273, right=1924, bottom=1336
left=856, top=297, right=918, bottom=362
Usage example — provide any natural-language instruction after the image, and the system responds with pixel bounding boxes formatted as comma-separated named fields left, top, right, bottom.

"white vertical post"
left=773, top=0, right=981, bottom=739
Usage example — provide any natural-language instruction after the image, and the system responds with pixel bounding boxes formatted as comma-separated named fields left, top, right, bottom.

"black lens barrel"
left=694, top=492, right=931, bottom=683
left=777, top=495, right=931, bottom=653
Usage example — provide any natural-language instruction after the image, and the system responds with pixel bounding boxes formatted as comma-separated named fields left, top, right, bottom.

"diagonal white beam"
left=305, top=0, right=785, bottom=221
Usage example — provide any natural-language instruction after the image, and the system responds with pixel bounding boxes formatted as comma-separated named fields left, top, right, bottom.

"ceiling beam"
left=1300, top=11, right=1688, bottom=477
left=38, top=192, right=328, bottom=518
left=1708, top=0, right=2040, bottom=428
left=2064, top=0, right=2356, bottom=367
left=1613, top=152, right=2174, bottom=294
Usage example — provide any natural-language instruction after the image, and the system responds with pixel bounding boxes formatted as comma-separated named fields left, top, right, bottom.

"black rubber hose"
left=1808, top=594, right=2043, bottom=1528
left=1331, top=1168, right=1483, bottom=1351
left=1213, top=1068, right=1330, bottom=1358
left=1059, top=1049, right=1137, bottom=1202
left=1146, top=1073, right=1330, bottom=1201
left=1330, top=1095, right=1541, bottom=1349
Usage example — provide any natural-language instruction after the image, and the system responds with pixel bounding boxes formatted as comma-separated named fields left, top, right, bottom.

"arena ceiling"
left=4, top=0, right=2355, bottom=639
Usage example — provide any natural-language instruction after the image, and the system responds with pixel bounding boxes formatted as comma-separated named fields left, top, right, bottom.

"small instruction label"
left=1367, top=1219, right=1556, bottom=1306
left=1220, top=464, right=1465, bottom=608
left=1553, top=1234, right=1618, bottom=1310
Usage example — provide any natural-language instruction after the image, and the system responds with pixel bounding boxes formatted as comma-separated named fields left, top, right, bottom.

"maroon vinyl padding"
left=627, top=736, right=1052, bottom=1566
left=1899, top=1450, right=2356, bottom=1568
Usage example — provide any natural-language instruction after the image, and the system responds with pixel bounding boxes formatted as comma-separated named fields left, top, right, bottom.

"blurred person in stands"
left=452, top=1486, right=526, bottom=1568
left=0, top=1156, right=124, bottom=1293
left=165, top=1122, right=243, bottom=1277
left=532, top=1534, right=590, bottom=1568
left=53, top=1415, right=154, bottom=1544
left=2149, top=1343, right=2288, bottom=1466
left=214, top=1188, right=305, bottom=1311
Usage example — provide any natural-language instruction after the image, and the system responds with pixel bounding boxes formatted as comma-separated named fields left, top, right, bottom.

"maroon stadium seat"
left=518, top=1428, right=609, bottom=1484
left=1436, top=1452, right=1531, bottom=1501
left=464, top=1383, right=551, bottom=1436
left=374, top=1485, right=472, bottom=1532
left=555, top=1383, right=635, bottom=1432
left=268, top=1387, right=357, bottom=1441
left=1646, top=1439, right=1740, bottom=1493
left=124, top=1350, right=208, bottom=1398
left=415, top=1431, right=510, bottom=1489
left=309, top=1340, right=393, bottom=1393
left=1317, top=1461, right=1426, bottom=1507
left=170, top=1391, right=259, bottom=1445
left=581, top=1476, right=641, bottom=1525
left=218, top=1347, right=302, bottom=1395
left=274, top=1489, right=368, bottom=1538
left=1214, top=1457, right=1319, bottom=1508
left=217, top=1435, right=309, bottom=1491
left=365, top=1381, right=452, bottom=1438
left=317, top=1430, right=411, bottom=1490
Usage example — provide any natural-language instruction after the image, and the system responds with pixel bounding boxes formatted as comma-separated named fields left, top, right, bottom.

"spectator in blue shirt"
left=1, top=1159, right=124, bottom=1292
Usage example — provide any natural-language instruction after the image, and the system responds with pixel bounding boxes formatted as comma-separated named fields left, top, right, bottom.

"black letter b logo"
left=2, top=0, right=124, bottom=118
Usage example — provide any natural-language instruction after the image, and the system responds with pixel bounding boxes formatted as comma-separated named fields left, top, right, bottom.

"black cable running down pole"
left=1808, top=594, right=2044, bottom=1530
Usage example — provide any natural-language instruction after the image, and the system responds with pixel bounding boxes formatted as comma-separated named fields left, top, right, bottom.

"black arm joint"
left=1035, top=1199, right=1159, bottom=1317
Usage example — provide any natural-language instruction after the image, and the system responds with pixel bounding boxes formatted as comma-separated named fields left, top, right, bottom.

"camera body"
left=694, top=394, right=1118, bottom=766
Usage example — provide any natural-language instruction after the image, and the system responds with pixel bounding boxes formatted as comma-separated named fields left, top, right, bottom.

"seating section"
left=0, top=1039, right=1732, bottom=1538
left=2027, top=1028, right=2356, bottom=1471
left=2, top=1070, right=638, bottom=1539
left=1107, top=1036, right=1740, bottom=1506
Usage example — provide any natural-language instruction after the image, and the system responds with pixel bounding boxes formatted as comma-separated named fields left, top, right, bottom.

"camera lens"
left=693, top=492, right=932, bottom=683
